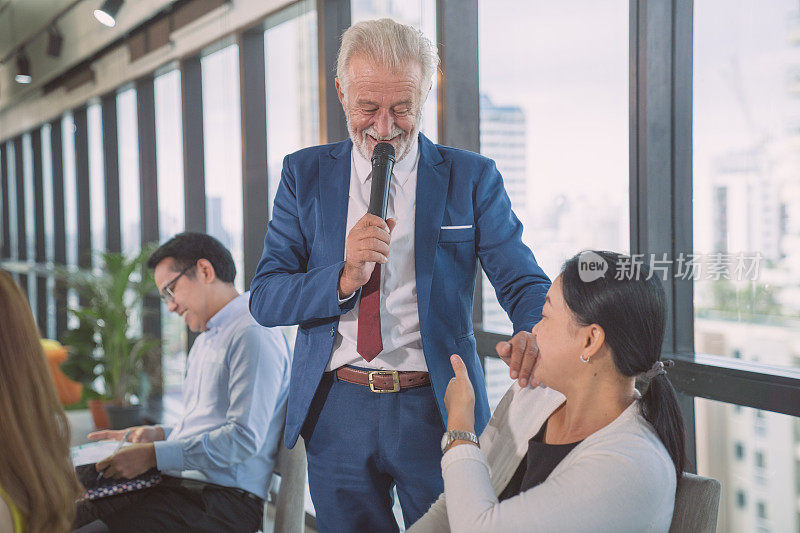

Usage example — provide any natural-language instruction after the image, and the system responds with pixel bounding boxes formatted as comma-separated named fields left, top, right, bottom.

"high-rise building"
left=695, top=317, right=800, bottom=533
left=206, top=195, right=232, bottom=255
left=693, top=7, right=800, bottom=532
left=480, top=95, right=528, bottom=221
left=709, top=148, right=782, bottom=261
left=479, top=94, right=528, bottom=410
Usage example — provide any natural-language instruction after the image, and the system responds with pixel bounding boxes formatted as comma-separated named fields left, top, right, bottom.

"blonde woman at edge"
left=0, top=270, right=82, bottom=533
left=411, top=251, right=686, bottom=532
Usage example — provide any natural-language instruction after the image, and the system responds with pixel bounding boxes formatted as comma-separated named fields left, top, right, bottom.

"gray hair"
left=336, top=18, right=439, bottom=98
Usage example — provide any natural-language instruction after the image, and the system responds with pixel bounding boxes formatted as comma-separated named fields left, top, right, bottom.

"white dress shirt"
left=154, top=292, right=291, bottom=499
left=326, top=139, right=427, bottom=372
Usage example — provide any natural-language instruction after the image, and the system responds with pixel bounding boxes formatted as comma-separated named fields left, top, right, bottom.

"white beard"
left=346, top=113, right=421, bottom=163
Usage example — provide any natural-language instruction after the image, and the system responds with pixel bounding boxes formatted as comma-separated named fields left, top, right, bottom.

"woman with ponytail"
left=0, top=270, right=82, bottom=532
left=411, top=251, right=685, bottom=533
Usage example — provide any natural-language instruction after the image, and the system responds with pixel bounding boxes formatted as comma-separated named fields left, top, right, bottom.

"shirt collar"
left=352, top=135, right=420, bottom=188
left=205, top=291, right=249, bottom=331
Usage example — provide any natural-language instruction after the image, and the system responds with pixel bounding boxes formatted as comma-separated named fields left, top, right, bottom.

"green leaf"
left=53, top=245, right=161, bottom=405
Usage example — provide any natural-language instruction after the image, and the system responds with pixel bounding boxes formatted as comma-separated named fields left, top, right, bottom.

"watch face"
left=440, top=432, right=450, bottom=451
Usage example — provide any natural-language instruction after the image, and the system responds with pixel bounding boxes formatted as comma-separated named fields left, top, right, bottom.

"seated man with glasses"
left=74, top=232, right=291, bottom=532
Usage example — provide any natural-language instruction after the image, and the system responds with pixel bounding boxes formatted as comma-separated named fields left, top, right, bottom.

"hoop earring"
left=580, top=354, right=590, bottom=364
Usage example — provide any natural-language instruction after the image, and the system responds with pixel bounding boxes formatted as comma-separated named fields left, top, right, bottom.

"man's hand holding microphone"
left=338, top=215, right=396, bottom=299
left=338, top=142, right=397, bottom=299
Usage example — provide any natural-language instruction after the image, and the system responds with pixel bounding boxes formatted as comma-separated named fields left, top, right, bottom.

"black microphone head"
left=371, top=142, right=395, bottom=163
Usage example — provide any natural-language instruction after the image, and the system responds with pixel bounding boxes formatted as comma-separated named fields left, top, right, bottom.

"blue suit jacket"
left=250, top=134, right=550, bottom=448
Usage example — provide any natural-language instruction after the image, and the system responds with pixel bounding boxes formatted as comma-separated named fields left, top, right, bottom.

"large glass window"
left=478, top=0, right=630, bottom=410
left=0, top=145, right=4, bottom=258
left=154, top=69, right=188, bottom=418
left=695, top=398, right=800, bottom=532
left=265, top=1, right=319, bottom=218
left=87, top=102, right=106, bottom=268
left=22, top=133, right=36, bottom=317
left=62, top=114, right=78, bottom=268
left=117, top=86, right=143, bottom=344
left=202, top=44, right=244, bottom=291
left=62, top=112, right=79, bottom=328
left=0, top=144, right=6, bottom=259
left=155, top=70, right=185, bottom=243
left=4, top=143, right=17, bottom=263
left=117, top=87, right=141, bottom=257
left=351, top=0, right=438, bottom=142
left=693, top=3, right=800, bottom=530
left=693, top=0, right=800, bottom=371
left=42, top=125, right=56, bottom=339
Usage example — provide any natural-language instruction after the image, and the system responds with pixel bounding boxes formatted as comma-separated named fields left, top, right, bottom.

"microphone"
left=368, top=142, right=395, bottom=220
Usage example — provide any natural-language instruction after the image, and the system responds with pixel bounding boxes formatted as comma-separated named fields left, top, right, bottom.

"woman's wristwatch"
left=441, top=430, right=480, bottom=453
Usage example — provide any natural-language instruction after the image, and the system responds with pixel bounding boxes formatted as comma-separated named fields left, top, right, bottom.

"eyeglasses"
left=159, top=264, right=194, bottom=304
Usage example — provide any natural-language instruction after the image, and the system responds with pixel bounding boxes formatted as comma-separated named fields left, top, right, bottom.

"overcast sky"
left=479, top=0, right=799, bottom=254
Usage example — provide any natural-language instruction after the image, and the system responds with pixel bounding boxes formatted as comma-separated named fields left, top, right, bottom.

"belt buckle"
left=368, top=370, right=400, bottom=393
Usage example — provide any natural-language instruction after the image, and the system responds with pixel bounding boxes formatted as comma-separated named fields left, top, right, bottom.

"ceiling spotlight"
left=46, top=26, right=63, bottom=58
left=15, top=52, right=31, bottom=84
left=94, top=0, right=124, bottom=28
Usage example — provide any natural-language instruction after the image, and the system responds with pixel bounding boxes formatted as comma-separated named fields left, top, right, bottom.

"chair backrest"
left=265, top=435, right=307, bottom=533
left=669, top=472, right=721, bottom=533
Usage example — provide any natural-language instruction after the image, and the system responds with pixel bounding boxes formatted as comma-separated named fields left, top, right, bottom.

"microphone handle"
left=368, top=160, right=394, bottom=219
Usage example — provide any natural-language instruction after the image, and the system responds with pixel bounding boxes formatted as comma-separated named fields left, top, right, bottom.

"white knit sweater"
left=409, top=383, right=676, bottom=533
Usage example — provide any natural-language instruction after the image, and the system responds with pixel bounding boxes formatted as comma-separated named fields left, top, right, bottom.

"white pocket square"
left=440, top=225, right=473, bottom=230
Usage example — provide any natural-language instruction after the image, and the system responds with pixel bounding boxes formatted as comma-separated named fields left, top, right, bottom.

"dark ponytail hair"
left=559, top=251, right=686, bottom=481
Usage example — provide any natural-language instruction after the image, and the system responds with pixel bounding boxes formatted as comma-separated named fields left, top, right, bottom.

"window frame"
left=470, top=0, right=800, bottom=478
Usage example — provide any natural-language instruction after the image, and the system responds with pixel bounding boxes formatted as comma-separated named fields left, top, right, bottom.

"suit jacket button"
left=330, top=327, right=335, bottom=337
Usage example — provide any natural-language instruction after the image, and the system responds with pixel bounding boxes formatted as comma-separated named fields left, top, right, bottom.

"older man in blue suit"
left=250, top=18, right=550, bottom=532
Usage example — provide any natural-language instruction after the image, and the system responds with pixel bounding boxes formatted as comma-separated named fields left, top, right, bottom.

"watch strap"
left=442, top=430, right=479, bottom=452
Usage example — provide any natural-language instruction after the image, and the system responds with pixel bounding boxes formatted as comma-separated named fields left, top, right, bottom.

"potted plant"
left=59, top=247, right=161, bottom=430
left=61, top=315, right=111, bottom=428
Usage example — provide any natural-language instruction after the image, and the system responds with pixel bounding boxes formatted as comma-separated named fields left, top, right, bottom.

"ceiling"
left=0, top=0, right=182, bottom=117
left=0, top=0, right=79, bottom=63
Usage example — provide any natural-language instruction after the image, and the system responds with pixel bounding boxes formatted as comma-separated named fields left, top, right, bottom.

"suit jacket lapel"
left=319, top=140, right=352, bottom=264
left=415, top=134, right=451, bottom=325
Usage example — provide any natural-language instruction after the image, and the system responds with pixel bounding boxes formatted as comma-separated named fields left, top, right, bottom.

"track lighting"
left=46, top=26, right=63, bottom=58
left=15, top=51, right=31, bottom=84
left=94, top=0, right=124, bottom=28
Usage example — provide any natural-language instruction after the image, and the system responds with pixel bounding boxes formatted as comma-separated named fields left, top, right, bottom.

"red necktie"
left=357, top=265, right=383, bottom=361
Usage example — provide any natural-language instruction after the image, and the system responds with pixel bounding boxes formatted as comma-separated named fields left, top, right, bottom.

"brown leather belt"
left=335, top=366, right=430, bottom=393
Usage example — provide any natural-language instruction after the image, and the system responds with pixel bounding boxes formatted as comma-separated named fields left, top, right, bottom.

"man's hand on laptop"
left=96, top=443, right=157, bottom=480
left=88, top=425, right=165, bottom=443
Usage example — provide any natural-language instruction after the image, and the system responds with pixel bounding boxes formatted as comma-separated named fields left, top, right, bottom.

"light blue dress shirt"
left=153, top=292, right=290, bottom=499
